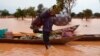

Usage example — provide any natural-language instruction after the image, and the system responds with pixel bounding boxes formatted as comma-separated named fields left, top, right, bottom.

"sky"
left=0, top=0, right=100, bottom=14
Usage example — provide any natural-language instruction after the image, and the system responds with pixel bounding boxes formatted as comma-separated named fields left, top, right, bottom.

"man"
left=31, top=5, right=62, bottom=49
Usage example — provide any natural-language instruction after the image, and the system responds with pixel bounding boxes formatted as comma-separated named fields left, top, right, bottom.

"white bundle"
left=53, top=12, right=70, bottom=26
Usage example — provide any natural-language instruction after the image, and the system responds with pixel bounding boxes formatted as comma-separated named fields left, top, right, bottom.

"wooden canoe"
left=0, top=25, right=80, bottom=44
left=0, top=36, right=80, bottom=44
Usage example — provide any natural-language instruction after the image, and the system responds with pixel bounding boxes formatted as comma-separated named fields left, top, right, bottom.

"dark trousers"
left=43, top=31, right=51, bottom=49
left=33, top=29, right=51, bottom=49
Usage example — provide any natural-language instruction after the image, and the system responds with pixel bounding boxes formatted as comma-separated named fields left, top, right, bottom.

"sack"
left=30, top=17, right=43, bottom=29
left=53, top=13, right=71, bottom=26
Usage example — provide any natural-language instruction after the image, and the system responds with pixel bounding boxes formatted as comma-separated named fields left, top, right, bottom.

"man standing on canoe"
left=31, top=5, right=62, bottom=49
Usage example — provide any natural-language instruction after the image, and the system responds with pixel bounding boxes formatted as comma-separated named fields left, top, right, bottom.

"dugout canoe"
left=0, top=36, right=80, bottom=44
left=0, top=25, right=80, bottom=44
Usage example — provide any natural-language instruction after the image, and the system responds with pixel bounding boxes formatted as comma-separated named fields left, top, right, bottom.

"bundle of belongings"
left=53, top=13, right=71, bottom=26
left=30, top=16, right=43, bottom=33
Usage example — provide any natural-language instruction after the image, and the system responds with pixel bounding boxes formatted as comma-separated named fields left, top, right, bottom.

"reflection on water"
left=0, top=41, right=100, bottom=56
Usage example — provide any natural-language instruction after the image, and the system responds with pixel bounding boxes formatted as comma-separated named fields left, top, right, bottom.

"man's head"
left=50, top=5, right=62, bottom=15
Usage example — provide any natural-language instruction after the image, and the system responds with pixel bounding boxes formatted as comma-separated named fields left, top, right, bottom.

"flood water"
left=0, top=18, right=100, bottom=56
left=0, top=18, right=100, bottom=35
left=0, top=41, right=100, bottom=56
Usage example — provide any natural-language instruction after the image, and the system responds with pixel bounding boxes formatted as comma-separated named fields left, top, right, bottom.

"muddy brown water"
left=0, top=18, right=100, bottom=56
left=0, top=41, right=100, bottom=56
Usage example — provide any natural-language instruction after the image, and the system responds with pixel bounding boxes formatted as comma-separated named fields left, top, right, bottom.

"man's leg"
left=43, top=31, right=50, bottom=49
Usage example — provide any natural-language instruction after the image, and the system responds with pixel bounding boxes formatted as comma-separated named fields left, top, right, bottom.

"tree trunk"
left=86, top=17, right=88, bottom=21
left=22, top=16, right=24, bottom=20
left=17, top=17, right=19, bottom=20
left=32, top=16, right=33, bottom=21
left=81, top=17, right=84, bottom=20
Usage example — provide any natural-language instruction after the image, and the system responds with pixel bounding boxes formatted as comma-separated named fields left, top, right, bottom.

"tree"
left=71, top=12, right=76, bottom=18
left=15, top=8, right=26, bottom=20
left=27, top=7, right=36, bottom=20
left=56, top=0, right=77, bottom=22
left=1, top=9, right=10, bottom=17
left=0, top=10, right=2, bottom=17
left=13, top=11, right=20, bottom=19
left=83, top=9, right=92, bottom=20
left=21, top=9, right=26, bottom=20
left=56, top=0, right=64, bottom=10
left=64, top=0, right=76, bottom=19
left=76, top=12, right=84, bottom=19
left=94, top=13, right=100, bottom=18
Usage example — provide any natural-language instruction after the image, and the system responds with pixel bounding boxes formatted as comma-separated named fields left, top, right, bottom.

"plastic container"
left=0, top=29, right=8, bottom=38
